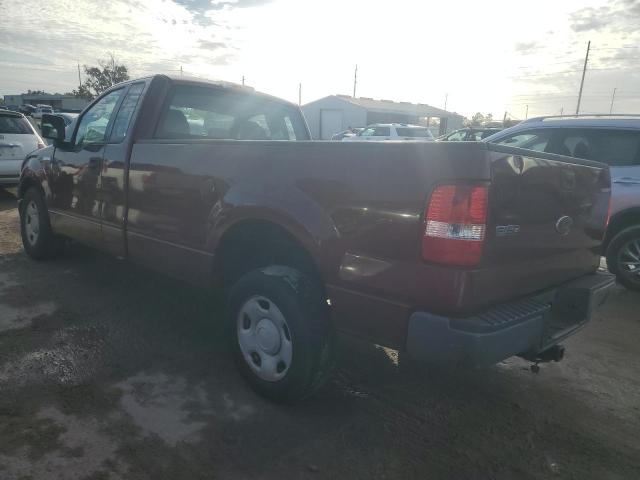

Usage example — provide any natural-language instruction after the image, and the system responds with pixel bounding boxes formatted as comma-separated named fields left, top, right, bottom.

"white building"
left=301, top=95, right=464, bottom=140
left=3, top=94, right=89, bottom=112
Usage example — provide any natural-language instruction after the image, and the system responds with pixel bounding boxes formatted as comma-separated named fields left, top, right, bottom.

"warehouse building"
left=301, top=95, right=464, bottom=140
left=3, top=93, right=89, bottom=112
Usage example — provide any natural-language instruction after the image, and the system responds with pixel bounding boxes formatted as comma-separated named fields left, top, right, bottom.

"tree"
left=467, top=112, right=494, bottom=126
left=75, top=55, right=129, bottom=99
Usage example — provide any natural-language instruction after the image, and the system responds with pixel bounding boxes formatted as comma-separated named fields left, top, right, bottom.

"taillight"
left=422, top=184, right=488, bottom=266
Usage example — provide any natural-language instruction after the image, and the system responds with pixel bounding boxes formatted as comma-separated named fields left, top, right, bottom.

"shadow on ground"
left=0, top=196, right=639, bottom=479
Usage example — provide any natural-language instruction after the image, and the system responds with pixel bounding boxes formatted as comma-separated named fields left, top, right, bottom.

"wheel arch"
left=604, top=207, right=640, bottom=251
left=211, top=214, right=329, bottom=292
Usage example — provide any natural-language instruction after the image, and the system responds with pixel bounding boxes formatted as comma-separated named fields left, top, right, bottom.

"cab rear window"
left=0, top=115, right=32, bottom=134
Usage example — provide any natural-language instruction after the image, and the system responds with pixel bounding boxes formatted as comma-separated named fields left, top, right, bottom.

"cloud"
left=514, top=41, right=540, bottom=54
left=570, top=0, right=640, bottom=33
left=198, top=39, right=227, bottom=50
left=173, top=0, right=274, bottom=25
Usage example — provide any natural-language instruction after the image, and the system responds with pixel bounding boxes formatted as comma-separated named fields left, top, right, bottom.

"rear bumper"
left=406, top=271, right=615, bottom=367
left=0, top=160, right=22, bottom=186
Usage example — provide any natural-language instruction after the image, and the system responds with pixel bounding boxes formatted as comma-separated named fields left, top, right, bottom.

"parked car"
left=484, top=115, right=640, bottom=291
left=0, top=111, right=45, bottom=187
left=32, top=105, right=54, bottom=119
left=439, top=127, right=503, bottom=141
left=19, top=104, right=36, bottom=116
left=331, top=127, right=363, bottom=141
left=343, top=123, right=435, bottom=142
left=20, top=75, right=614, bottom=401
left=1, top=105, right=21, bottom=112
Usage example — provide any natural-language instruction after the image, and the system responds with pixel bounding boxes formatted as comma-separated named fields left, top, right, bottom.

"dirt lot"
left=0, top=187, right=639, bottom=480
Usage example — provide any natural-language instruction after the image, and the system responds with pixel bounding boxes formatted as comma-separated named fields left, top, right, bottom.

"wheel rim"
left=618, top=237, right=640, bottom=283
left=237, top=295, right=293, bottom=382
left=24, top=200, right=40, bottom=246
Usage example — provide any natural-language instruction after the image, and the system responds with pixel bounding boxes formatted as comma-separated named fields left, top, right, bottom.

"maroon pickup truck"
left=19, top=75, right=614, bottom=401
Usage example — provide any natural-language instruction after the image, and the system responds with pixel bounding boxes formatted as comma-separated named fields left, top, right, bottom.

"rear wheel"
left=227, top=266, right=335, bottom=402
left=20, top=187, right=62, bottom=260
left=606, top=225, right=640, bottom=291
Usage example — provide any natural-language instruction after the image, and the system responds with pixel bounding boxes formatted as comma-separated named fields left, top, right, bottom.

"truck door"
left=100, top=82, right=146, bottom=257
left=48, top=89, right=125, bottom=249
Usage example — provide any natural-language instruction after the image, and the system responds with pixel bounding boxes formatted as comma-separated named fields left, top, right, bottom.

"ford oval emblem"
left=555, top=215, right=574, bottom=236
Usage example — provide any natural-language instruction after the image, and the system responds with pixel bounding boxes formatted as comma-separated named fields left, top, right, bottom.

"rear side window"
left=594, top=130, right=640, bottom=166
left=155, top=85, right=309, bottom=141
left=547, top=129, right=640, bottom=165
left=110, top=83, right=145, bottom=143
left=0, top=115, right=32, bottom=134
left=494, top=130, right=552, bottom=152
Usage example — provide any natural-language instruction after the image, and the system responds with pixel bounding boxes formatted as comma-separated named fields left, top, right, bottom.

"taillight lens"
left=422, top=184, right=488, bottom=266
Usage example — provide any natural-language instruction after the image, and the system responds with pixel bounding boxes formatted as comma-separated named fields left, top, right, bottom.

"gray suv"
left=485, top=115, right=640, bottom=291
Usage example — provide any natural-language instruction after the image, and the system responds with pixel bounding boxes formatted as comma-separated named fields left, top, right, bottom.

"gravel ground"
left=0, top=187, right=639, bottom=480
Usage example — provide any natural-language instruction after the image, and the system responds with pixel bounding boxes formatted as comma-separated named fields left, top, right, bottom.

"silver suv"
left=485, top=115, right=640, bottom=291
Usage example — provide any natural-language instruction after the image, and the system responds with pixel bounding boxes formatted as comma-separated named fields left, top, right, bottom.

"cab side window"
left=155, top=85, right=310, bottom=141
left=110, top=83, right=145, bottom=143
left=74, top=90, right=123, bottom=147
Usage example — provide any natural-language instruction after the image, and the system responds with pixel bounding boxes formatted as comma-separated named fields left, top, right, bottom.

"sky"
left=1, top=0, right=639, bottom=119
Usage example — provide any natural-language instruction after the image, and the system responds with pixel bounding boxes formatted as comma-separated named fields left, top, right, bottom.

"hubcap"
left=618, top=238, right=640, bottom=281
left=24, top=201, right=40, bottom=246
left=237, top=295, right=293, bottom=382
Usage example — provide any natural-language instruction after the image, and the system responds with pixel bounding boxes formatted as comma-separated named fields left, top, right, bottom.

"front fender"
left=19, top=146, right=55, bottom=202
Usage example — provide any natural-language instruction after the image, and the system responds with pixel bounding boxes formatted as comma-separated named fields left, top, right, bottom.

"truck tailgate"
left=468, top=145, right=611, bottom=308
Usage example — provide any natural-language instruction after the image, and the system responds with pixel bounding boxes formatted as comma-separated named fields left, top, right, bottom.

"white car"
left=342, top=123, right=435, bottom=142
left=0, top=111, right=45, bottom=187
left=32, top=105, right=54, bottom=119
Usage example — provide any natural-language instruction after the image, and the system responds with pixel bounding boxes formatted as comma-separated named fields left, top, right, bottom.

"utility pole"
left=242, top=75, right=245, bottom=86
left=609, top=87, right=617, bottom=114
left=525, top=104, right=529, bottom=119
left=77, top=63, right=82, bottom=90
left=180, top=66, right=183, bottom=77
left=353, top=64, right=358, bottom=98
left=576, top=40, right=591, bottom=115
left=560, top=106, right=564, bottom=115
left=298, top=83, right=302, bottom=105
left=444, top=93, right=448, bottom=111
left=502, top=111, right=508, bottom=125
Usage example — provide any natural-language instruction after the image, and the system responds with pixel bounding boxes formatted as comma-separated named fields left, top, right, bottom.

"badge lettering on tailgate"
left=496, top=225, right=521, bottom=236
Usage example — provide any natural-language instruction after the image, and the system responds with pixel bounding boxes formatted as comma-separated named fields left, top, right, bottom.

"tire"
left=19, top=187, right=62, bottom=260
left=227, top=266, right=335, bottom=402
left=606, top=225, right=640, bottom=291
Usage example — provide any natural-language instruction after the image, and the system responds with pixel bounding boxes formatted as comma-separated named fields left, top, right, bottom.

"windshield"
left=396, top=127, right=434, bottom=138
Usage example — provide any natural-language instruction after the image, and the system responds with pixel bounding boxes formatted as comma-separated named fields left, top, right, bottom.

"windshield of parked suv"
left=0, top=115, right=32, bottom=134
left=396, top=127, right=434, bottom=138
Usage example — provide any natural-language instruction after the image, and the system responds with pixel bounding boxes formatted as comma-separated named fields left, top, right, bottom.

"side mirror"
left=41, top=114, right=66, bottom=144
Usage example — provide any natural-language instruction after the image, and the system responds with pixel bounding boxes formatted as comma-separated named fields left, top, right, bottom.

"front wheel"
left=606, top=225, right=640, bottom=291
left=20, top=187, right=62, bottom=260
left=227, top=266, right=335, bottom=402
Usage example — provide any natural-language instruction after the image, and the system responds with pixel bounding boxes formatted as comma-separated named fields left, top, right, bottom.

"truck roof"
left=109, top=74, right=299, bottom=109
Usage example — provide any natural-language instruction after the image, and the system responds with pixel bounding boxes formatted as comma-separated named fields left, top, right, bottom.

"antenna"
left=353, top=64, right=358, bottom=98
left=576, top=41, right=591, bottom=114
